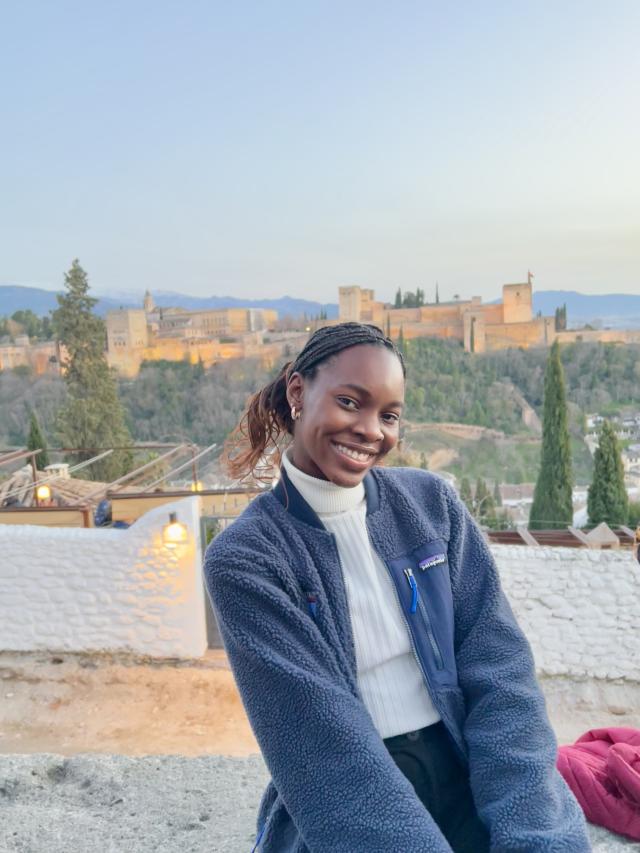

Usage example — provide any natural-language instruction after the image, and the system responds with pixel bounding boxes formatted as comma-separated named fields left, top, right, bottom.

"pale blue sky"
left=1, top=1, right=638, bottom=303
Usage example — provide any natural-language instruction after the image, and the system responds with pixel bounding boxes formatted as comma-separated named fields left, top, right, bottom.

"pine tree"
left=529, top=340, right=573, bottom=529
left=26, top=411, right=50, bottom=470
left=52, top=259, right=133, bottom=482
left=394, top=288, right=402, bottom=308
left=460, top=477, right=473, bottom=511
left=587, top=420, right=628, bottom=526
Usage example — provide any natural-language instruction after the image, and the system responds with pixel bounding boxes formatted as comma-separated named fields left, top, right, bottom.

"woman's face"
left=287, top=344, right=405, bottom=487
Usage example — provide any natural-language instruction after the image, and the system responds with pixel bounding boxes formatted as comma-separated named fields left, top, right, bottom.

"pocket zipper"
left=403, top=568, right=445, bottom=671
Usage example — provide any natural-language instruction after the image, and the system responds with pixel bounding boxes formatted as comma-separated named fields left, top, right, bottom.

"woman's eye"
left=337, top=396, right=358, bottom=409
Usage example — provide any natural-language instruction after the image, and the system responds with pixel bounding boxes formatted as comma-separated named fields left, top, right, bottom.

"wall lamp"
left=163, top=512, right=188, bottom=548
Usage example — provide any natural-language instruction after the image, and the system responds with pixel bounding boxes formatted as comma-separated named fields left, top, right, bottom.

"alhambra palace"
left=3, top=276, right=640, bottom=378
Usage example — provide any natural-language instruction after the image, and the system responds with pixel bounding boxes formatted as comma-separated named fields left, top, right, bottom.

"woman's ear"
left=286, top=372, right=304, bottom=411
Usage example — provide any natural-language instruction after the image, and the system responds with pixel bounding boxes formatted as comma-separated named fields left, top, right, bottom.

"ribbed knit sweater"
left=281, top=452, right=440, bottom=738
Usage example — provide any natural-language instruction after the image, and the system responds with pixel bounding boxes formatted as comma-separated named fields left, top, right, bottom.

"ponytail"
left=223, top=361, right=294, bottom=481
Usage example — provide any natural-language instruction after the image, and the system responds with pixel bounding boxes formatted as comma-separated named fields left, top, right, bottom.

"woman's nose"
left=353, top=414, right=384, bottom=442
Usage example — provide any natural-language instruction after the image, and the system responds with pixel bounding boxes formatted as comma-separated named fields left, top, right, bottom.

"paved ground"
left=0, top=753, right=637, bottom=853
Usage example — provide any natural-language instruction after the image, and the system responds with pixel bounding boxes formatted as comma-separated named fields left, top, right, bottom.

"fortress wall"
left=484, top=318, right=551, bottom=349
left=556, top=329, right=640, bottom=345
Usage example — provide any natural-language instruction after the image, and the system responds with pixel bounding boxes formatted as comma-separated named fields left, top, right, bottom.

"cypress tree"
left=435, top=282, right=440, bottom=304
left=397, top=324, right=405, bottom=356
left=529, top=340, right=573, bottom=529
left=394, top=288, right=402, bottom=308
left=587, top=420, right=628, bottom=526
left=386, top=314, right=391, bottom=339
left=26, top=411, right=50, bottom=470
left=52, top=259, right=133, bottom=482
left=460, top=477, right=473, bottom=511
left=419, top=452, right=428, bottom=470
left=493, top=480, right=502, bottom=507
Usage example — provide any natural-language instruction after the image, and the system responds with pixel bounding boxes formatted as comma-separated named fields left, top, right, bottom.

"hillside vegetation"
left=2, top=340, right=639, bottom=486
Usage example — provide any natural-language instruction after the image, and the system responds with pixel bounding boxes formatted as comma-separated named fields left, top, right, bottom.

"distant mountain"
left=149, top=290, right=339, bottom=319
left=4, top=283, right=638, bottom=329
left=0, top=285, right=339, bottom=320
left=532, top=290, right=640, bottom=329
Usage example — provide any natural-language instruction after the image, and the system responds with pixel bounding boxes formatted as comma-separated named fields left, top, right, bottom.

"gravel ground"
left=0, top=753, right=637, bottom=853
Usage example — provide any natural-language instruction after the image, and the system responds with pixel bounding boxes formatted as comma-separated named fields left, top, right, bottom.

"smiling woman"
left=204, top=322, right=589, bottom=853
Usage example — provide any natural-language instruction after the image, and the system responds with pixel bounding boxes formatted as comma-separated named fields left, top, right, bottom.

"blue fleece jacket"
left=204, top=466, right=590, bottom=852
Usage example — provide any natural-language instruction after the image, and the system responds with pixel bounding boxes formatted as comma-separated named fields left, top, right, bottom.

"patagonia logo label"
left=419, top=553, right=446, bottom=571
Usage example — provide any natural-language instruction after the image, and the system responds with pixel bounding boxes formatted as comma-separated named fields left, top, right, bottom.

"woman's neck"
left=281, top=449, right=365, bottom=515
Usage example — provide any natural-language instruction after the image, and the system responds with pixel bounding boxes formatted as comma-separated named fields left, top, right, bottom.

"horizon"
left=3, top=281, right=640, bottom=307
left=1, top=3, right=639, bottom=302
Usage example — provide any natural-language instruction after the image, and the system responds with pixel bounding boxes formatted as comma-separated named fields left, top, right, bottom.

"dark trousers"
left=383, top=721, right=490, bottom=853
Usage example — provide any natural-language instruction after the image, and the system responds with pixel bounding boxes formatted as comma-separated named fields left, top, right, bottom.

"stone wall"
left=0, top=496, right=207, bottom=658
left=492, top=545, right=639, bottom=681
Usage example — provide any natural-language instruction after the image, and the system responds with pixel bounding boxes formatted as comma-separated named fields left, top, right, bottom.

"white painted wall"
left=0, top=510, right=637, bottom=677
left=493, top=545, right=639, bottom=682
left=0, top=497, right=207, bottom=658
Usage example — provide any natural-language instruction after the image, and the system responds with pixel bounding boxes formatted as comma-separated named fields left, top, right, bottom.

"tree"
left=493, top=480, right=502, bottom=507
left=529, top=340, right=573, bottom=529
left=554, top=304, right=567, bottom=331
left=435, top=282, right=440, bottom=304
left=394, top=288, right=402, bottom=309
left=397, top=324, right=405, bottom=356
left=469, top=317, right=476, bottom=353
left=419, top=452, right=428, bottom=470
left=386, top=314, right=391, bottom=339
left=460, top=477, right=473, bottom=511
left=587, top=419, right=628, bottom=526
left=52, top=259, right=133, bottom=482
left=26, top=411, right=50, bottom=470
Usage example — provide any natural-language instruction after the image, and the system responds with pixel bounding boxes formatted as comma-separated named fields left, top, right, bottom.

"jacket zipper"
left=365, top=524, right=467, bottom=762
left=403, top=568, right=445, bottom=671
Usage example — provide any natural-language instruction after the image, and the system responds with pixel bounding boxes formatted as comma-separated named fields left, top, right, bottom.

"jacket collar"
left=272, top=464, right=380, bottom=529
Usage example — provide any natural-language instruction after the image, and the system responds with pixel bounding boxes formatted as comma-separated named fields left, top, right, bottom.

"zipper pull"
left=403, top=568, right=418, bottom=614
left=307, top=593, right=318, bottom=619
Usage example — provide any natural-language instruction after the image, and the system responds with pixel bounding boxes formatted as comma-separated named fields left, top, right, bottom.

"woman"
left=204, top=322, right=589, bottom=852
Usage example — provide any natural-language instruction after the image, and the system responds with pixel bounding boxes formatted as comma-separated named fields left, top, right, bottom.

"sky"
left=1, top=1, right=639, bottom=304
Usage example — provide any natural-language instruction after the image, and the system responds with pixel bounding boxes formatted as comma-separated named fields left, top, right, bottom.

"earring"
left=291, top=406, right=301, bottom=420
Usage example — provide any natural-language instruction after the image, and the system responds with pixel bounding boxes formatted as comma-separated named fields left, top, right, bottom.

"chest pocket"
left=411, top=539, right=457, bottom=684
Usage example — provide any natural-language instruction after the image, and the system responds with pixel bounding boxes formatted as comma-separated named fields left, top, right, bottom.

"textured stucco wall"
left=0, top=496, right=206, bottom=658
left=492, top=545, right=639, bottom=681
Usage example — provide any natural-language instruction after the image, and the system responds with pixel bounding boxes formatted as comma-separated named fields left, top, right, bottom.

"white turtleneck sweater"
left=281, top=452, right=441, bottom=739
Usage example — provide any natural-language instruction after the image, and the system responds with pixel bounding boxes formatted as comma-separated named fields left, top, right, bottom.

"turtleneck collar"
left=280, top=449, right=365, bottom=516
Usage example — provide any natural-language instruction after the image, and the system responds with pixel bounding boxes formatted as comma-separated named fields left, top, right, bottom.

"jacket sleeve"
left=204, top=544, right=453, bottom=853
left=444, top=486, right=590, bottom=851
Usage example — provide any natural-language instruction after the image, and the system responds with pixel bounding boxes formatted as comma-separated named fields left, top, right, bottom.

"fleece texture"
left=558, top=727, right=640, bottom=841
left=204, top=467, right=590, bottom=852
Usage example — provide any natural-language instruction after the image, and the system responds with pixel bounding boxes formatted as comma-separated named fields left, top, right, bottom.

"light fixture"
left=163, top=511, right=188, bottom=548
left=36, top=483, right=51, bottom=502
left=190, top=480, right=203, bottom=492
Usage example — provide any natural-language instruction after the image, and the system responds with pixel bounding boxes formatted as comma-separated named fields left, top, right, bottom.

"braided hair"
left=224, top=322, right=405, bottom=481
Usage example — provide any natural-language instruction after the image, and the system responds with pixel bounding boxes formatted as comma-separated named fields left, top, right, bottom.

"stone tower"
left=143, top=289, right=155, bottom=313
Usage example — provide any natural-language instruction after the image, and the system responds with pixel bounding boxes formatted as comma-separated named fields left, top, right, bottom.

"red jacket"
left=558, top=727, right=640, bottom=841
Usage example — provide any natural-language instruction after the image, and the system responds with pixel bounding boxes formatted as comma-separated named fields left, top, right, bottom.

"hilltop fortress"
left=340, top=275, right=551, bottom=352
left=339, top=275, right=640, bottom=352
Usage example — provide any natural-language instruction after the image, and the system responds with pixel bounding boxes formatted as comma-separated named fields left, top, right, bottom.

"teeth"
left=335, top=443, right=371, bottom=462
